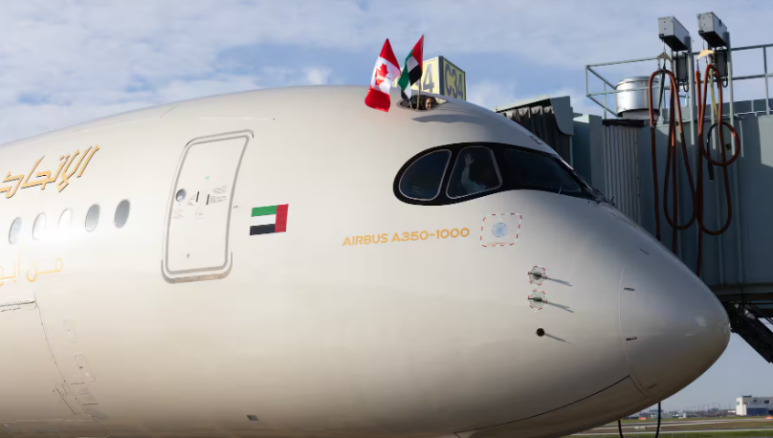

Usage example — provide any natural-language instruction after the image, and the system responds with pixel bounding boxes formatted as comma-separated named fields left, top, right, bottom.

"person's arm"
left=461, top=154, right=475, bottom=192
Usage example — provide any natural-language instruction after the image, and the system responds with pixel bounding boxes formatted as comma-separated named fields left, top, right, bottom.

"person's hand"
left=464, top=154, right=474, bottom=166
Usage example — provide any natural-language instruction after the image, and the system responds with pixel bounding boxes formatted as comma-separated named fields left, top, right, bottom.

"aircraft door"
left=0, top=299, right=107, bottom=438
left=162, top=131, right=251, bottom=283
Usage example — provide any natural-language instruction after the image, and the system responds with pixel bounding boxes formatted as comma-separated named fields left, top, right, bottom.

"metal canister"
left=615, top=76, right=662, bottom=119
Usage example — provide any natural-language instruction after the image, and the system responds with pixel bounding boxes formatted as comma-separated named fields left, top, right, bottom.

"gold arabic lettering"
left=0, top=253, right=63, bottom=285
left=0, top=172, right=24, bottom=198
left=77, top=145, right=99, bottom=178
left=45, top=155, right=69, bottom=191
left=0, top=146, right=99, bottom=199
left=27, top=257, right=63, bottom=282
left=57, top=148, right=84, bottom=192
left=21, top=157, right=50, bottom=190
left=0, top=251, right=22, bottom=286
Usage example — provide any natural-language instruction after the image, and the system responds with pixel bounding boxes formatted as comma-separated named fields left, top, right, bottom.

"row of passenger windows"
left=8, top=200, right=131, bottom=244
left=397, top=144, right=596, bottom=204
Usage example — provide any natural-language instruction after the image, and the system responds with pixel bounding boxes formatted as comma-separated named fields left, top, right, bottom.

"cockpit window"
left=503, top=148, right=586, bottom=197
left=399, top=149, right=451, bottom=200
left=446, top=146, right=502, bottom=198
left=394, top=142, right=602, bottom=206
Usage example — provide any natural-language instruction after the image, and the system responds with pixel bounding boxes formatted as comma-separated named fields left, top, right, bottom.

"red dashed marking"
left=528, top=266, right=548, bottom=285
left=480, top=213, right=522, bottom=247
left=528, top=290, right=547, bottom=310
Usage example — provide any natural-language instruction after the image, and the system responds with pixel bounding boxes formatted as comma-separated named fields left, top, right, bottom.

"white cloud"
left=155, top=76, right=261, bottom=104
left=467, top=81, right=518, bottom=111
left=0, top=1, right=771, bottom=143
left=305, top=68, right=332, bottom=86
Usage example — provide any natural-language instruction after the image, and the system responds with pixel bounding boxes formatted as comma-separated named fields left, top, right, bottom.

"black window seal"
left=393, top=141, right=602, bottom=206
left=397, top=149, right=452, bottom=201
left=445, top=146, right=503, bottom=200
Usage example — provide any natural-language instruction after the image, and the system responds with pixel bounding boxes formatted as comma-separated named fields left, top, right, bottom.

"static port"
left=529, top=266, right=547, bottom=285
left=528, top=290, right=548, bottom=310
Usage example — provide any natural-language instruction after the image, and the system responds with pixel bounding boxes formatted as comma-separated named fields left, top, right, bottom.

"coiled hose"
left=694, top=64, right=741, bottom=276
left=647, top=62, right=740, bottom=275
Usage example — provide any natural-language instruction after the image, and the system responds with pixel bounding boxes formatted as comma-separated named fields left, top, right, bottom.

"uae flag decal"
left=250, top=204, right=289, bottom=235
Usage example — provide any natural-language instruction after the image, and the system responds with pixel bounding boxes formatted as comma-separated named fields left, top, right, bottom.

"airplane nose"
left=620, top=246, right=730, bottom=398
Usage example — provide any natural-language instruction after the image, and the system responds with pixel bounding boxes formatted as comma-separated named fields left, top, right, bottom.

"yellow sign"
left=409, top=57, right=441, bottom=94
left=0, top=145, right=100, bottom=199
left=441, top=57, right=466, bottom=100
left=394, top=56, right=466, bottom=100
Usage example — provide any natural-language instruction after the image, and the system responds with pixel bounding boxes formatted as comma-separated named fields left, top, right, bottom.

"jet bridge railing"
left=585, top=55, right=682, bottom=121
left=729, top=43, right=773, bottom=116
left=585, top=42, right=773, bottom=120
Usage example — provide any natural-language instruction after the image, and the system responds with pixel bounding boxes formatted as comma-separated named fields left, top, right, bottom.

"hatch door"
left=162, top=131, right=251, bottom=283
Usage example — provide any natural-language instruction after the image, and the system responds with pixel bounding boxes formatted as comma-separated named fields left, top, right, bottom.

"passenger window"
left=8, top=218, right=21, bottom=245
left=85, top=205, right=100, bottom=232
left=33, top=214, right=46, bottom=240
left=59, top=209, right=72, bottom=229
left=504, top=148, right=585, bottom=196
left=114, top=200, right=130, bottom=228
left=399, top=150, right=451, bottom=200
left=446, top=146, right=501, bottom=198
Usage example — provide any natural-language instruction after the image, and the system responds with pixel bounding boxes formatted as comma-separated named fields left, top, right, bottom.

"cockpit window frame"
left=397, top=149, right=453, bottom=201
left=393, top=142, right=602, bottom=206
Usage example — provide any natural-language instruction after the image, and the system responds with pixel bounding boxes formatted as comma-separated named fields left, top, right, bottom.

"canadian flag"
left=364, top=39, right=401, bottom=112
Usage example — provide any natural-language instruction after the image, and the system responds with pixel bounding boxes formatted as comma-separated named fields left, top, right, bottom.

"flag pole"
left=416, top=37, right=424, bottom=110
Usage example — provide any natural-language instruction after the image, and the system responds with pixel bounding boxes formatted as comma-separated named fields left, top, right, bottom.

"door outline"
left=0, top=297, right=108, bottom=438
left=161, top=130, right=252, bottom=283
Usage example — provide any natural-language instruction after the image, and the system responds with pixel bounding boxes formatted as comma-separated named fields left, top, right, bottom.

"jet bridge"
left=512, top=13, right=773, bottom=364
left=575, top=13, right=773, bottom=363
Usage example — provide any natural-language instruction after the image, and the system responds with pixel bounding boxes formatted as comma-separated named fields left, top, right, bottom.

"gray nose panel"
left=621, top=248, right=730, bottom=397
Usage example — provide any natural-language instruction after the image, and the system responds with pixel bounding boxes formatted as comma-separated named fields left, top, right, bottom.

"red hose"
left=647, top=63, right=740, bottom=276
left=647, top=70, right=697, bottom=249
left=694, top=65, right=740, bottom=276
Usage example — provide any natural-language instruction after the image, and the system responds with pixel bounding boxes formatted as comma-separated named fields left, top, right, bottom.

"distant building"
left=737, top=396, right=773, bottom=416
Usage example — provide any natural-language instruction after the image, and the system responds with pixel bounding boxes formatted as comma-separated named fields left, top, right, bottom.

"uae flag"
left=364, top=39, right=401, bottom=112
left=250, top=204, right=289, bottom=235
left=398, top=35, right=424, bottom=100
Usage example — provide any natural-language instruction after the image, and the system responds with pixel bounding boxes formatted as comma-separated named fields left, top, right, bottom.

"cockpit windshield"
left=398, top=149, right=451, bottom=200
left=502, top=148, right=584, bottom=196
left=394, top=143, right=602, bottom=205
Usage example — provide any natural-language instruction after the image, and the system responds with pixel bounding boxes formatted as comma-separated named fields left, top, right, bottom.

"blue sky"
left=2, top=0, right=772, bottom=410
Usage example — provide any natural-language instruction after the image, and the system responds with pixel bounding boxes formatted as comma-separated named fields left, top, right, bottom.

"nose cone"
left=620, top=245, right=730, bottom=398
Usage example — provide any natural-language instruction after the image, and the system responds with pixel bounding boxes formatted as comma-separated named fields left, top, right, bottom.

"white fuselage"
left=0, top=86, right=729, bottom=438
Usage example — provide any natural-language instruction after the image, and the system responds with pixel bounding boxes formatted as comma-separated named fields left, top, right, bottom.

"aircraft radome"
left=0, top=85, right=730, bottom=438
